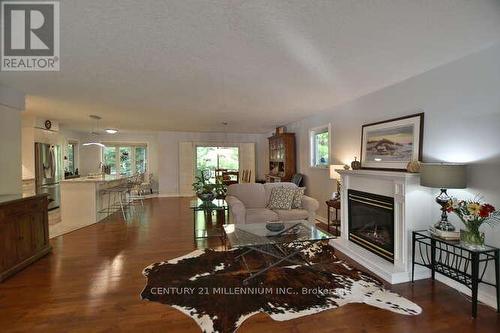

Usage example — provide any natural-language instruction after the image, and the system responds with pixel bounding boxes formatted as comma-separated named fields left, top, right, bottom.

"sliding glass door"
left=196, top=146, right=239, bottom=182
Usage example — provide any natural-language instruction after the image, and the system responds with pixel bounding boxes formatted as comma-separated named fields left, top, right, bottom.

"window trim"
left=309, top=123, right=331, bottom=169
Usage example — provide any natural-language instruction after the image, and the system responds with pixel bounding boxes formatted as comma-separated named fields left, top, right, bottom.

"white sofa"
left=225, top=182, right=319, bottom=224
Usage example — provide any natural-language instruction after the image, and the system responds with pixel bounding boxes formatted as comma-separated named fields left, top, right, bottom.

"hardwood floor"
left=0, top=197, right=498, bottom=332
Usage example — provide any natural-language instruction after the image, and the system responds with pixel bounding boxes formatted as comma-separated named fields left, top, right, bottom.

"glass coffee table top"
left=223, top=220, right=335, bottom=248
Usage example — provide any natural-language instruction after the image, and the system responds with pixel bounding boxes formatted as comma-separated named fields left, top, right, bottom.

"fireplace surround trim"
left=331, top=169, right=432, bottom=284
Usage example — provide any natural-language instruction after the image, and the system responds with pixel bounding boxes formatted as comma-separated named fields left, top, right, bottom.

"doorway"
left=195, top=146, right=239, bottom=182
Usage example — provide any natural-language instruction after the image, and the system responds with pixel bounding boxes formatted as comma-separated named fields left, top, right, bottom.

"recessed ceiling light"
left=105, top=129, right=118, bottom=134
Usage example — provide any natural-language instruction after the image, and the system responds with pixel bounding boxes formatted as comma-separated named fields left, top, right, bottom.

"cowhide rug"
left=141, top=242, right=421, bottom=333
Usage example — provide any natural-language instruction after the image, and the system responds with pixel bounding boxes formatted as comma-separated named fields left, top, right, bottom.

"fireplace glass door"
left=348, top=190, right=394, bottom=262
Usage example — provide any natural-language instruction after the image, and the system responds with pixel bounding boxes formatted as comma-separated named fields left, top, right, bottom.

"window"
left=103, top=147, right=117, bottom=174
left=310, top=125, right=330, bottom=168
left=66, top=142, right=76, bottom=174
left=102, top=144, right=148, bottom=175
left=135, top=146, right=147, bottom=173
left=119, top=147, right=132, bottom=174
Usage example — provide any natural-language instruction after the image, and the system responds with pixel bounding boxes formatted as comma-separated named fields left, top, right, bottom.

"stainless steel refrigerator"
left=35, top=143, right=62, bottom=210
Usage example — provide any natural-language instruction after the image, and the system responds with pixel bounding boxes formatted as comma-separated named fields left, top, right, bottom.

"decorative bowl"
left=266, top=222, right=285, bottom=232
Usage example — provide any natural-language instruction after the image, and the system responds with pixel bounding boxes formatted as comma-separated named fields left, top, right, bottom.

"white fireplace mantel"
left=331, top=169, right=433, bottom=284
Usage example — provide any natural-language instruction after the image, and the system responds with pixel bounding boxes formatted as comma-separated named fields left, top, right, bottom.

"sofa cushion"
left=267, top=187, right=296, bottom=210
left=246, top=208, right=279, bottom=224
left=292, top=187, right=306, bottom=208
left=263, top=182, right=298, bottom=205
left=274, top=209, right=309, bottom=221
left=227, top=183, right=266, bottom=208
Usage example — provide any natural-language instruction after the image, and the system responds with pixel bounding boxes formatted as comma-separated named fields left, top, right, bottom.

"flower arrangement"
left=446, top=198, right=500, bottom=247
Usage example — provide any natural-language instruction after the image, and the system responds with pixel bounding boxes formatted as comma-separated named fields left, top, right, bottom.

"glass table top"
left=223, top=220, right=335, bottom=248
left=414, top=230, right=498, bottom=253
left=189, top=198, right=228, bottom=211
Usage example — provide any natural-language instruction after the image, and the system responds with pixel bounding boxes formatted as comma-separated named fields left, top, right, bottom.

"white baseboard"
left=434, top=273, right=498, bottom=310
left=157, top=193, right=181, bottom=197
left=141, top=193, right=158, bottom=199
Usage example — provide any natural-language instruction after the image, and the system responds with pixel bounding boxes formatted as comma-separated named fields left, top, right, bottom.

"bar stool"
left=99, top=183, right=130, bottom=220
left=127, top=173, right=145, bottom=208
left=115, top=173, right=145, bottom=218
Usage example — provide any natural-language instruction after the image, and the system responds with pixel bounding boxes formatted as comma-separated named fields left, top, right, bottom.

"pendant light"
left=222, top=121, right=228, bottom=143
left=82, top=115, right=106, bottom=147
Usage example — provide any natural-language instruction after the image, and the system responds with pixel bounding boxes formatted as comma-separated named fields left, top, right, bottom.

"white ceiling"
left=2, top=0, right=500, bottom=133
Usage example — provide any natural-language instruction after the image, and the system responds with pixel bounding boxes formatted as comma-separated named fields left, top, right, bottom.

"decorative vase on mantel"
left=446, top=198, right=500, bottom=249
left=351, top=157, right=361, bottom=170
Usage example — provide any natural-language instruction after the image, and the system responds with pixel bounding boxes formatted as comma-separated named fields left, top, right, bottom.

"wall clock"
left=44, top=120, right=52, bottom=130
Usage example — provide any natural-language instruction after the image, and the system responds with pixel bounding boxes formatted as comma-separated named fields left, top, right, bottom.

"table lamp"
left=420, top=163, right=467, bottom=231
left=329, top=165, right=344, bottom=199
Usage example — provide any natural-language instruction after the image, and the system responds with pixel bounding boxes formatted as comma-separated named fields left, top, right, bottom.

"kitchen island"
left=57, top=175, right=131, bottom=237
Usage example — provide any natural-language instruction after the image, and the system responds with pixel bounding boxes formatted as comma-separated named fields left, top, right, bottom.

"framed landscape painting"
left=360, top=113, right=424, bottom=171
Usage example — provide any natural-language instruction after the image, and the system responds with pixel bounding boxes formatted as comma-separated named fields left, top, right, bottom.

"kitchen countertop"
left=60, top=174, right=132, bottom=183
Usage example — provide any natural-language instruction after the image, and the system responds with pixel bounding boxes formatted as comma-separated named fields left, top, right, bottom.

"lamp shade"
left=329, top=165, right=344, bottom=180
left=420, top=163, right=467, bottom=189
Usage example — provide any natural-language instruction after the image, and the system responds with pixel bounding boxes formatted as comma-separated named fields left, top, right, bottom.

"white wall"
left=21, top=115, right=36, bottom=179
left=285, top=43, right=500, bottom=304
left=158, top=131, right=268, bottom=196
left=0, top=84, right=24, bottom=195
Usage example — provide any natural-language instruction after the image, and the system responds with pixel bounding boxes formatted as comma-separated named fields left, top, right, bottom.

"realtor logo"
left=1, top=1, right=60, bottom=71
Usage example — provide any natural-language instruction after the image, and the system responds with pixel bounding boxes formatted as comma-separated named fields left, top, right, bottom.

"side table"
left=325, top=199, right=341, bottom=235
left=412, top=230, right=499, bottom=318
left=189, top=198, right=228, bottom=242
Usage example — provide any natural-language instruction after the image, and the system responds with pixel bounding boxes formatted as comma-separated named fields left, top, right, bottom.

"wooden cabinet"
left=266, top=133, right=296, bottom=182
left=0, top=194, right=51, bottom=282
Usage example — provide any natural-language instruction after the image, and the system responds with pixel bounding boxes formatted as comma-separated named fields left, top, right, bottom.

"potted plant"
left=192, top=170, right=227, bottom=202
left=446, top=197, right=500, bottom=248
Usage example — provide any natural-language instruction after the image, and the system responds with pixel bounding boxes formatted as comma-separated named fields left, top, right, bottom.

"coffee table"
left=223, top=221, right=335, bottom=284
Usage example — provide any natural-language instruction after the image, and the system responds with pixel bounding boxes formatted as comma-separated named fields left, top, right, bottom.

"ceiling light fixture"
left=105, top=129, right=118, bottom=134
left=82, top=115, right=106, bottom=148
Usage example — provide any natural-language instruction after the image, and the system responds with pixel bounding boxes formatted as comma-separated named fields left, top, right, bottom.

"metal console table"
left=412, top=230, right=499, bottom=318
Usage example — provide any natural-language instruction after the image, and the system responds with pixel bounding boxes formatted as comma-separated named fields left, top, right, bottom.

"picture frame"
left=360, top=113, right=424, bottom=171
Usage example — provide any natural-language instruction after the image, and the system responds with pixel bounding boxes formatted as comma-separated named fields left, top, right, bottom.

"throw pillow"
left=267, top=187, right=296, bottom=210
left=292, top=187, right=306, bottom=208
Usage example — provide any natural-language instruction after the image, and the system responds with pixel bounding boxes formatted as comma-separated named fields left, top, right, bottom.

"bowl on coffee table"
left=265, top=222, right=285, bottom=232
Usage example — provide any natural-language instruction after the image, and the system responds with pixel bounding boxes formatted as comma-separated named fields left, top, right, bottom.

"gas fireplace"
left=348, top=189, right=394, bottom=262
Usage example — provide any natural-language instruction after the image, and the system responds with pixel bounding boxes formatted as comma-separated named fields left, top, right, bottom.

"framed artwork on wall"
left=360, top=113, right=424, bottom=171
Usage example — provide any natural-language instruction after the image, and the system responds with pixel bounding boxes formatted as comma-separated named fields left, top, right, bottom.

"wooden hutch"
left=266, top=133, right=296, bottom=182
